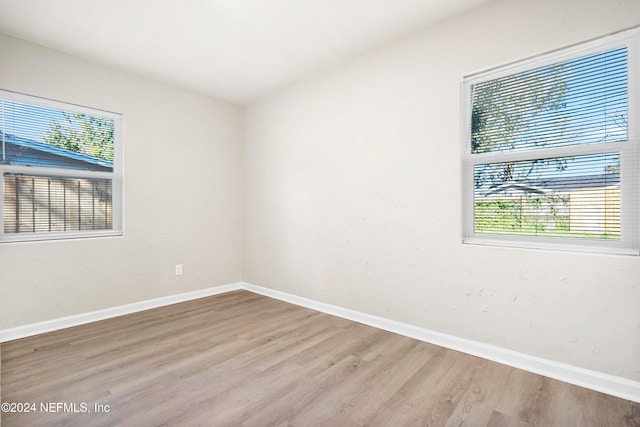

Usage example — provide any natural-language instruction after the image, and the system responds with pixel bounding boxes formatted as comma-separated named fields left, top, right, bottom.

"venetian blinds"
left=0, top=91, right=122, bottom=242
left=0, top=97, right=114, bottom=171
left=463, top=28, right=639, bottom=254
left=470, top=47, right=628, bottom=154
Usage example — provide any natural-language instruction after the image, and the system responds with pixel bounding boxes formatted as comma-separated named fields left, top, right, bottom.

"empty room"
left=1, top=0, right=639, bottom=426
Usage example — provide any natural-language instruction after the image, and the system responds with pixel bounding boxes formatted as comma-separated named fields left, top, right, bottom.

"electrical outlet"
left=175, top=264, right=183, bottom=276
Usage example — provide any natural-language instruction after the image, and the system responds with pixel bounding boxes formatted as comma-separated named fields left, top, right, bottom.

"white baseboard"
left=242, top=282, right=640, bottom=404
left=0, top=282, right=243, bottom=343
left=2, top=280, right=638, bottom=403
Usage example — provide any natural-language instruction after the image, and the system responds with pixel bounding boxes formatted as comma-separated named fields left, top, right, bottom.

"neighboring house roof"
left=483, top=174, right=620, bottom=197
left=485, top=182, right=545, bottom=197
left=529, top=174, right=620, bottom=192
left=0, top=132, right=112, bottom=172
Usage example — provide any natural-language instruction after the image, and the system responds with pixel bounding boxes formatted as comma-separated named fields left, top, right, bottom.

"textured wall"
left=243, top=0, right=640, bottom=381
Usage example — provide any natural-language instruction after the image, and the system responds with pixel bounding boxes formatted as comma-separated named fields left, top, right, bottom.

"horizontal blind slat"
left=471, top=46, right=628, bottom=154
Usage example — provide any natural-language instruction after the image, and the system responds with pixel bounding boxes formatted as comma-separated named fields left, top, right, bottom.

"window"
left=462, top=28, right=639, bottom=255
left=0, top=91, right=122, bottom=242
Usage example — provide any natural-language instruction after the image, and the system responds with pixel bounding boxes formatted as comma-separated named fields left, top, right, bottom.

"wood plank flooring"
left=1, top=290, right=639, bottom=426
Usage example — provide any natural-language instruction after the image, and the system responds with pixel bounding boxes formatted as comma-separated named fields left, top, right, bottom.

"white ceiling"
left=0, top=0, right=488, bottom=105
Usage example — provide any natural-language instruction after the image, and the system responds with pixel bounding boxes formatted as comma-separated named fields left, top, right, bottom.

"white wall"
left=0, top=34, right=243, bottom=329
left=244, top=0, right=640, bottom=381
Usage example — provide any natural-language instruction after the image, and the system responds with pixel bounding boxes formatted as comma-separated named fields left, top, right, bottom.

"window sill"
left=462, top=236, right=639, bottom=256
left=0, top=230, right=123, bottom=244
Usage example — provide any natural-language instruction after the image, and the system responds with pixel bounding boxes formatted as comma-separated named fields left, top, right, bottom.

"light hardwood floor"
left=1, top=290, right=639, bottom=426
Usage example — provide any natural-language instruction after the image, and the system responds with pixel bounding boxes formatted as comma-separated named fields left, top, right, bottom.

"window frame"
left=0, top=90, right=123, bottom=243
left=462, top=28, right=639, bottom=255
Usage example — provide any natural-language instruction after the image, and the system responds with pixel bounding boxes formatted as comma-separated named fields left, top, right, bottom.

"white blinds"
left=0, top=91, right=121, bottom=241
left=463, top=28, right=639, bottom=253
left=470, top=47, right=628, bottom=154
left=1, top=97, right=114, bottom=172
left=3, top=173, right=113, bottom=234
left=473, top=153, right=620, bottom=239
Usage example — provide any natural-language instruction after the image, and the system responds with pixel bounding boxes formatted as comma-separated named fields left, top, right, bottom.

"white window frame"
left=0, top=90, right=123, bottom=243
left=462, top=28, right=639, bottom=255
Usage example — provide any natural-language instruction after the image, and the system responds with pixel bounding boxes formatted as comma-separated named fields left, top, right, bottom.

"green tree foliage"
left=475, top=194, right=570, bottom=236
left=472, top=64, right=569, bottom=188
left=44, top=112, right=114, bottom=162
